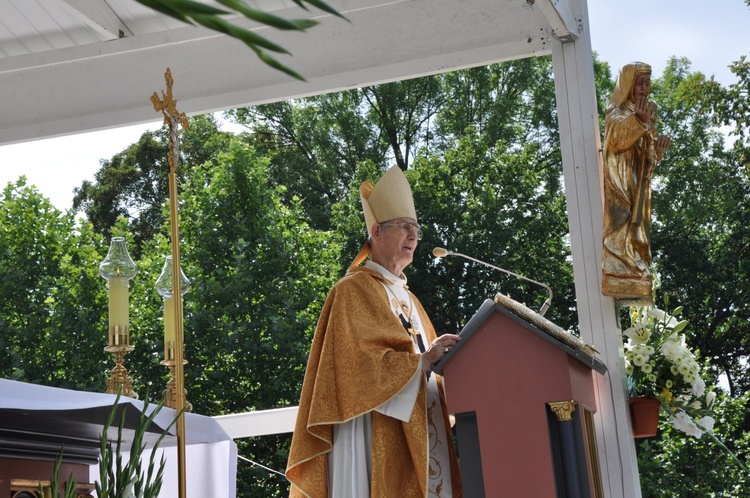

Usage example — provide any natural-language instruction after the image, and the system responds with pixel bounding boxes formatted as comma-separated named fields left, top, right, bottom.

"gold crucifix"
left=151, top=67, right=190, bottom=174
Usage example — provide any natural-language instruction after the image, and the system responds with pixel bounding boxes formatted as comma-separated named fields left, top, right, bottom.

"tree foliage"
left=228, top=93, right=385, bottom=229
left=168, top=139, right=340, bottom=495
left=0, top=179, right=109, bottom=388
left=636, top=391, right=750, bottom=497
left=230, top=57, right=575, bottom=332
left=648, top=57, right=750, bottom=396
left=72, top=115, right=232, bottom=257
left=178, top=139, right=340, bottom=415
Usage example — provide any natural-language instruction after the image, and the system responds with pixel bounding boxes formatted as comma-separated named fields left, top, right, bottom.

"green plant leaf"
left=134, top=0, right=345, bottom=80
left=135, top=0, right=231, bottom=23
left=134, top=0, right=192, bottom=23
left=151, top=0, right=230, bottom=16
left=192, top=14, right=290, bottom=54
left=255, top=48, right=306, bottom=81
left=672, top=320, right=688, bottom=334
left=215, top=0, right=319, bottom=31
left=291, top=0, right=348, bottom=19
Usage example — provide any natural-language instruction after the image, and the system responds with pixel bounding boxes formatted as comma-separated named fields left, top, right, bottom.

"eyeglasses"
left=380, top=221, right=423, bottom=240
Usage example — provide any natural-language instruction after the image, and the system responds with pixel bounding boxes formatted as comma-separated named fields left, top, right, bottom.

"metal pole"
left=152, top=67, right=190, bottom=498
left=169, top=170, right=187, bottom=498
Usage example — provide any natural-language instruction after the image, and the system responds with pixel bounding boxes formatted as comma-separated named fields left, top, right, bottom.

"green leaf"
left=134, top=0, right=192, bottom=23
left=149, top=0, right=229, bottom=16
left=672, top=320, right=688, bottom=334
left=192, top=14, right=290, bottom=54
left=291, top=0, right=348, bottom=20
left=255, top=48, right=307, bottom=81
left=134, top=0, right=230, bottom=23
left=134, top=0, right=346, bottom=80
left=215, top=0, right=319, bottom=31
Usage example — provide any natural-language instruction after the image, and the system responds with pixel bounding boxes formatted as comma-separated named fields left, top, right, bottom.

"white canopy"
left=0, top=0, right=581, bottom=146
left=0, top=379, right=237, bottom=497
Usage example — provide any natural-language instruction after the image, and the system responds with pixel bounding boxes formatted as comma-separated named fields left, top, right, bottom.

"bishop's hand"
left=422, top=334, right=461, bottom=372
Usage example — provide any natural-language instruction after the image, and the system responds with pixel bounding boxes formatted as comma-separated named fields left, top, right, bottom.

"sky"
left=1, top=0, right=749, bottom=211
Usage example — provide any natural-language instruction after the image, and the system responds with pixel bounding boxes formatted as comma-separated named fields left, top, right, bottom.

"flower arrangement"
left=623, top=294, right=716, bottom=438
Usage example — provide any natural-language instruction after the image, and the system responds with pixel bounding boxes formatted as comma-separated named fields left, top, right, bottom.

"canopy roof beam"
left=58, top=0, right=132, bottom=40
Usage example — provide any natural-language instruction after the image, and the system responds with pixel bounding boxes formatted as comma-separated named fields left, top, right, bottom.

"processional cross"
left=151, top=67, right=190, bottom=498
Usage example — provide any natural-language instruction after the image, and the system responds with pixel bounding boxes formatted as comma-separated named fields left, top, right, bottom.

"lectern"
left=433, top=295, right=606, bottom=498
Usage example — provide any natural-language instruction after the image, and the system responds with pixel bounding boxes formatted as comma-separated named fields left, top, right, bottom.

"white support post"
left=549, top=1, right=642, bottom=496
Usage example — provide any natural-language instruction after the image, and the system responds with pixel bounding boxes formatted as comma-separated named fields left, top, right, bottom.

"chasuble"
left=286, top=265, right=462, bottom=498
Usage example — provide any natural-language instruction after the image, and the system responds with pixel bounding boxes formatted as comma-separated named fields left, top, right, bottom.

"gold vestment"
left=286, top=266, right=462, bottom=497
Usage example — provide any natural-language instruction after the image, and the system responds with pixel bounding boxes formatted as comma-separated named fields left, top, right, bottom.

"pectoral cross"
left=397, top=314, right=421, bottom=350
left=399, top=315, right=431, bottom=379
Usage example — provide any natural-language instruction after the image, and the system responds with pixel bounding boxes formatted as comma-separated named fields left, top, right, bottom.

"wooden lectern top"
left=432, top=294, right=606, bottom=376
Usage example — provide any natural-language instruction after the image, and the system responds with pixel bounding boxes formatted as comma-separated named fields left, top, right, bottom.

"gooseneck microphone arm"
left=433, top=247, right=553, bottom=316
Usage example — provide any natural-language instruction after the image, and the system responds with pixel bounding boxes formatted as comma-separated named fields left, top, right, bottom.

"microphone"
left=433, top=247, right=553, bottom=316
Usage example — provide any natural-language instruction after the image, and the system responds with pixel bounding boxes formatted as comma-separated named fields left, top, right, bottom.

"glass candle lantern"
left=155, top=255, right=190, bottom=361
left=99, top=237, right=138, bottom=347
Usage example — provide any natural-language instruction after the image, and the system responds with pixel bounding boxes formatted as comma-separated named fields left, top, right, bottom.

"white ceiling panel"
left=0, top=0, right=584, bottom=145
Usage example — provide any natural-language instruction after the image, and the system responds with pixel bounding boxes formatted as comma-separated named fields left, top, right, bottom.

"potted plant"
left=623, top=293, right=716, bottom=438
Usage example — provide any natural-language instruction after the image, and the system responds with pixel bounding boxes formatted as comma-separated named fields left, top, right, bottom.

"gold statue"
left=601, top=62, right=671, bottom=303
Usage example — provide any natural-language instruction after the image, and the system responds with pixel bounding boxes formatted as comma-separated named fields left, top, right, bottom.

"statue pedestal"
left=602, top=274, right=653, bottom=305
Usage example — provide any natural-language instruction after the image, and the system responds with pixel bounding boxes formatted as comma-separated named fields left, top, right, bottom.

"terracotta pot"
left=629, top=396, right=661, bottom=438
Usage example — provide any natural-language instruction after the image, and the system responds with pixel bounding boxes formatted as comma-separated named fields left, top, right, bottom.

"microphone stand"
left=434, top=247, right=553, bottom=316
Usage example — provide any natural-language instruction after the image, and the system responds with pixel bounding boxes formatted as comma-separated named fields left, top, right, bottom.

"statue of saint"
left=601, top=62, right=671, bottom=303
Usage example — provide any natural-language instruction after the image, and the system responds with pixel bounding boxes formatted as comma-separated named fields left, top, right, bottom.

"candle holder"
left=160, top=359, right=193, bottom=412
left=105, top=344, right=137, bottom=399
left=99, top=237, right=138, bottom=398
left=155, top=255, right=191, bottom=410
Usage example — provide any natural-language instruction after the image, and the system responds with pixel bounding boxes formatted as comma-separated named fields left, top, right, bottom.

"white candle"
left=109, top=278, right=129, bottom=344
left=164, top=296, right=175, bottom=360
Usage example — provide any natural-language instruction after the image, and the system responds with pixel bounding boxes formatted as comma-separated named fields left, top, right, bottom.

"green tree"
left=637, top=392, right=750, bottom=497
left=327, top=59, right=572, bottom=332
left=0, top=179, right=117, bottom=389
left=176, top=138, right=341, bottom=495
left=592, top=53, right=615, bottom=126
left=233, top=57, right=575, bottom=334
left=228, top=77, right=448, bottom=230
left=229, top=93, right=385, bottom=229
left=408, top=57, right=572, bottom=330
left=47, top=219, right=111, bottom=390
left=436, top=58, right=559, bottom=152
left=1, top=180, right=72, bottom=380
left=408, top=129, right=573, bottom=333
left=362, top=77, right=445, bottom=170
left=5, top=50, right=749, bottom=496
left=649, top=57, right=750, bottom=396
left=72, top=114, right=232, bottom=256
